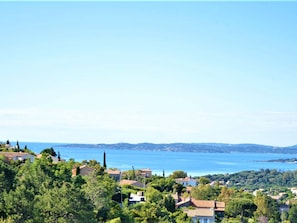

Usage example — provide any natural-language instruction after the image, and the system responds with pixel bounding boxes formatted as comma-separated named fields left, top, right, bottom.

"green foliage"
left=34, top=182, right=96, bottom=223
left=1, top=149, right=293, bottom=223
left=145, top=186, right=163, bottom=203
left=225, top=198, right=256, bottom=222
left=254, top=192, right=280, bottom=221
left=198, top=176, right=210, bottom=185
left=217, top=187, right=237, bottom=204
left=150, top=177, right=176, bottom=193
left=2, top=184, right=35, bottom=222
left=289, top=204, right=297, bottom=223
left=162, top=195, right=176, bottom=213
left=107, top=217, right=121, bottom=223
left=191, top=184, right=220, bottom=200
left=40, top=147, right=57, bottom=157
left=82, top=172, right=117, bottom=221
left=205, top=168, right=297, bottom=190
left=169, top=170, right=187, bottom=179
left=0, top=158, right=16, bottom=193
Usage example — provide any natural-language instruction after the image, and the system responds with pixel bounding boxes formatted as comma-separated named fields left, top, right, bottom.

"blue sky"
left=1, top=2, right=297, bottom=146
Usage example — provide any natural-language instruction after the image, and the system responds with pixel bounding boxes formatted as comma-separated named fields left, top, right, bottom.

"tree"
left=199, top=176, right=210, bottom=185
left=0, top=158, right=16, bottom=193
left=191, top=184, right=219, bottom=200
left=145, top=186, right=163, bottom=204
left=82, top=172, right=117, bottom=221
left=34, top=182, right=96, bottom=223
left=163, top=195, right=176, bottom=213
left=150, top=177, right=176, bottom=193
left=254, top=192, right=280, bottom=221
left=170, top=170, right=187, bottom=179
left=40, top=147, right=57, bottom=157
left=107, top=217, right=121, bottom=223
left=289, top=204, right=297, bottom=223
left=225, top=198, right=256, bottom=221
left=217, top=187, right=237, bottom=204
left=103, top=151, right=107, bottom=169
left=2, top=184, right=35, bottom=222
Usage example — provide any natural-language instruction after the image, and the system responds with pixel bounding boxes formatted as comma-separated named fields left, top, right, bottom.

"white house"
left=175, top=177, right=197, bottom=187
left=128, top=191, right=146, bottom=205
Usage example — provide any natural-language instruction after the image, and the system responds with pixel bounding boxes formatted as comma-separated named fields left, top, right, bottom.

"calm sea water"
left=18, top=142, right=297, bottom=177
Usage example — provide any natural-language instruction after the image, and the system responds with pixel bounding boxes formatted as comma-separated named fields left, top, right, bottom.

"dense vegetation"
left=204, top=169, right=297, bottom=191
left=0, top=148, right=191, bottom=223
left=2, top=144, right=297, bottom=222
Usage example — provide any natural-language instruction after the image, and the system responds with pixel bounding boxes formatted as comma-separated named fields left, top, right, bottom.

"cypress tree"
left=103, top=151, right=107, bottom=169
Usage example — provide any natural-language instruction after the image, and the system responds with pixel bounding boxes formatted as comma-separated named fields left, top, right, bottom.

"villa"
left=0, top=152, right=35, bottom=162
left=176, top=198, right=225, bottom=223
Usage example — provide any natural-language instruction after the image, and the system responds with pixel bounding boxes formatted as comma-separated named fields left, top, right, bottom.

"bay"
left=18, top=141, right=297, bottom=177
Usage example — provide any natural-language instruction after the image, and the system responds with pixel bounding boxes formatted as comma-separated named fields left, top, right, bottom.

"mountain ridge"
left=57, top=143, right=297, bottom=154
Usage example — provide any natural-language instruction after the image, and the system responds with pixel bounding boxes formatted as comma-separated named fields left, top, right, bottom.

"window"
left=203, top=219, right=208, bottom=223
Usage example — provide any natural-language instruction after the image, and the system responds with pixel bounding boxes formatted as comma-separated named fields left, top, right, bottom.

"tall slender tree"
left=103, top=151, right=107, bottom=169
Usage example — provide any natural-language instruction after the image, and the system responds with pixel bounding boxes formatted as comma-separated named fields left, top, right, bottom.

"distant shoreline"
left=57, top=142, right=297, bottom=154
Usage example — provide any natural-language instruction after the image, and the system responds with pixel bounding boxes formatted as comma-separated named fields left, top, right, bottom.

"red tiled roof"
left=184, top=208, right=214, bottom=217
left=119, top=180, right=145, bottom=188
left=0, top=152, right=32, bottom=160
left=191, top=198, right=225, bottom=211
left=107, top=169, right=121, bottom=175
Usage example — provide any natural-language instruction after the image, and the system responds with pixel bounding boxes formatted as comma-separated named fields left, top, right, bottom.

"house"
left=128, top=191, right=146, bottom=205
left=291, top=187, right=297, bottom=195
left=0, top=152, right=35, bottom=162
left=184, top=208, right=215, bottom=223
left=72, top=165, right=95, bottom=177
left=176, top=198, right=225, bottom=223
left=107, top=169, right=121, bottom=181
left=119, top=179, right=145, bottom=188
left=139, top=168, right=152, bottom=178
left=175, top=177, right=197, bottom=187
left=36, top=154, right=65, bottom=163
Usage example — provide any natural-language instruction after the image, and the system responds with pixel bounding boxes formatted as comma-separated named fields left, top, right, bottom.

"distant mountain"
left=58, top=143, right=297, bottom=154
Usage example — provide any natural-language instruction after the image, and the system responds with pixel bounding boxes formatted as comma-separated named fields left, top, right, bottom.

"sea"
left=17, top=141, right=297, bottom=177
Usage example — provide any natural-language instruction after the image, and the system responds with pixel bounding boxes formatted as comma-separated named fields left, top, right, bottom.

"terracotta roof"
left=176, top=198, right=225, bottom=212
left=215, top=201, right=225, bottom=211
left=0, top=152, right=32, bottom=160
left=184, top=208, right=214, bottom=217
left=120, top=180, right=145, bottom=188
left=71, top=165, right=95, bottom=177
left=191, top=199, right=215, bottom=208
left=191, top=198, right=225, bottom=211
left=120, top=180, right=137, bottom=185
left=36, top=154, right=42, bottom=158
left=107, top=169, right=121, bottom=175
